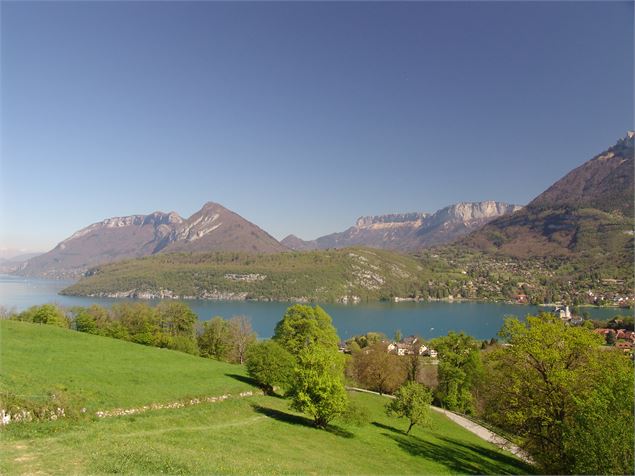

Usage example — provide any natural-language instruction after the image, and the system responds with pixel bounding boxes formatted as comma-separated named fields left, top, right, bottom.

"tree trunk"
left=406, top=421, right=414, bottom=435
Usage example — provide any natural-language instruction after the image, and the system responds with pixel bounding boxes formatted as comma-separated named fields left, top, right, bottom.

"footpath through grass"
left=0, top=321, right=533, bottom=474
left=1, top=392, right=534, bottom=475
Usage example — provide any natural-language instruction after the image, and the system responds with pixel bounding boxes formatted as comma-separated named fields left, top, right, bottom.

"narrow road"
left=346, top=386, right=533, bottom=464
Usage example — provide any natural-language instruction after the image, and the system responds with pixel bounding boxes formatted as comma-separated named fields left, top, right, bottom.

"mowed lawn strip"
left=0, top=320, right=254, bottom=411
left=1, top=393, right=534, bottom=475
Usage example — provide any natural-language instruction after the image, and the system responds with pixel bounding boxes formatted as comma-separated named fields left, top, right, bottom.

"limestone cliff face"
left=282, top=201, right=522, bottom=252
left=18, top=202, right=287, bottom=278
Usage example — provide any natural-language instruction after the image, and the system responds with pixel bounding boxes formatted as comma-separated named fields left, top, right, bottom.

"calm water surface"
left=0, top=274, right=623, bottom=340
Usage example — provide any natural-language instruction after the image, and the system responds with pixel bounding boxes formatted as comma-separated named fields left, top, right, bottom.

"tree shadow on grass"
left=225, top=373, right=259, bottom=387
left=379, top=431, right=535, bottom=475
left=371, top=421, right=407, bottom=435
left=225, top=374, right=285, bottom=398
left=251, top=404, right=355, bottom=439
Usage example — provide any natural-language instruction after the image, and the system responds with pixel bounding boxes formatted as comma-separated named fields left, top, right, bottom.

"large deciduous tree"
left=289, top=345, right=348, bottom=428
left=431, top=331, right=482, bottom=413
left=273, top=304, right=339, bottom=355
left=482, top=313, right=634, bottom=474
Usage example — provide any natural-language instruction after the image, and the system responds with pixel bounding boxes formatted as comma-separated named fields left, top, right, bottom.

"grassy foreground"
left=0, top=321, right=533, bottom=474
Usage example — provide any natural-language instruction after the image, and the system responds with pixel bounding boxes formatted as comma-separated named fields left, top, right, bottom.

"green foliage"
left=289, top=346, right=348, bottom=428
left=386, top=381, right=433, bottom=434
left=481, top=313, right=634, bottom=474
left=197, top=315, right=257, bottom=364
left=155, top=301, right=197, bottom=338
left=16, top=304, right=69, bottom=328
left=245, top=340, right=295, bottom=395
left=346, top=331, right=387, bottom=349
left=431, top=332, right=482, bottom=414
left=61, top=247, right=465, bottom=303
left=198, top=317, right=232, bottom=361
left=273, top=305, right=339, bottom=355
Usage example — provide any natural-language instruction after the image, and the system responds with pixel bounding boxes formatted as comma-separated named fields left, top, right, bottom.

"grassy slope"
left=62, top=248, right=464, bottom=302
left=1, top=393, right=532, bottom=475
left=0, top=322, right=532, bottom=475
left=0, top=320, right=253, bottom=411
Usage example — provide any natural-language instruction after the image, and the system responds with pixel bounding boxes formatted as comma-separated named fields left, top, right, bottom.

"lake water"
left=0, top=274, right=623, bottom=341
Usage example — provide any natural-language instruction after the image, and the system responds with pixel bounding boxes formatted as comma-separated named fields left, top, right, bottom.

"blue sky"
left=1, top=1, right=633, bottom=252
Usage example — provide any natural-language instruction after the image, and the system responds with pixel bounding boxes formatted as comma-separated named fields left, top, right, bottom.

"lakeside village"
left=337, top=304, right=635, bottom=359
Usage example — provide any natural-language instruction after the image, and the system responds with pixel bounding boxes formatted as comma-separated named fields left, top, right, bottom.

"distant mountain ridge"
left=18, top=202, right=286, bottom=278
left=281, top=201, right=522, bottom=252
left=463, top=132, right=634, bottom=259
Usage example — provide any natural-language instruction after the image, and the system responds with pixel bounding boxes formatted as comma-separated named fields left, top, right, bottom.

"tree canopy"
left=273, top=305, right=339, bottom=355
left=289, top=345, right=348, bottom=428
left=386, top=381, right=433, bottom=434
left=482, top=313, right=634, bottom=474
left=245, top=340, right=295, bottom=395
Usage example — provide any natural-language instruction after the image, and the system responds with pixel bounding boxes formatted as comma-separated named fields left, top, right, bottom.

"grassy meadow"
left=0, top=320, right=253, bottom=411
left=0, top=321, right=533, bottom=475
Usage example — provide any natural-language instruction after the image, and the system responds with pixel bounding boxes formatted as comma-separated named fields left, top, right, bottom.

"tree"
left=289, top=345, right=348, bottom=428
left=111, top=302, right=159, bottom=345
left=273, top=305, right=339, bottom=355
left=155, top=301, right=197, bottom=339
left=228, top=315, right=257, bottom=364
left=245, top=340, right=295, bottom=395
left=481, top=313, right=634, bottom=474
left=19, top=304, right=69, bottom=328
left=351, top=342, right=406, bottom=395
left=198, top=317, right=232, bottom=360
left=431, top=331, right=482, bottom=413
left=73, top=304, right=111, bottom=335
left=386, top=381, right=432, bottom=435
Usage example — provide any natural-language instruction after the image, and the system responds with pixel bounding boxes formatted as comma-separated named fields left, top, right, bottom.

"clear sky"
left=1, top=1, right=633, bottom=252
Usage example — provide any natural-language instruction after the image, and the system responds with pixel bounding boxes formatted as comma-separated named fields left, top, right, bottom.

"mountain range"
left=17, top=202, right=285, bottom=278
left=14, top=132, right=634, bottom=281
left=281, top=201, right=522, bottom=251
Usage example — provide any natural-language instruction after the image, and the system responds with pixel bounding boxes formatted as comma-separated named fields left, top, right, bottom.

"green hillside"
left=62, top=248, right=463, bottom=302
left=0, top=321, right=532, bottom=475
left=0, top=320, right=253, bottom=411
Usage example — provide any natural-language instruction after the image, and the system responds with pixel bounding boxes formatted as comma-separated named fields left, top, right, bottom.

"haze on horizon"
left=1, top=1, right=633, bottom=253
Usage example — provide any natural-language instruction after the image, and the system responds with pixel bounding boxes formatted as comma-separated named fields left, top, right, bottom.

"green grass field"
left=0, top=322, right=533, bottom=475
left=0, top=320, right=253, bottom=411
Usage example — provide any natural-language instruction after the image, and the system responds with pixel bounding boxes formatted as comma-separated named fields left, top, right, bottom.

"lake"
left=0, top=274, right=623, bottom=341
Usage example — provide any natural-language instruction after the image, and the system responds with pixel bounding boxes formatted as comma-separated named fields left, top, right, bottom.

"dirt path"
left=346, top=386, right=533, bottom=464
